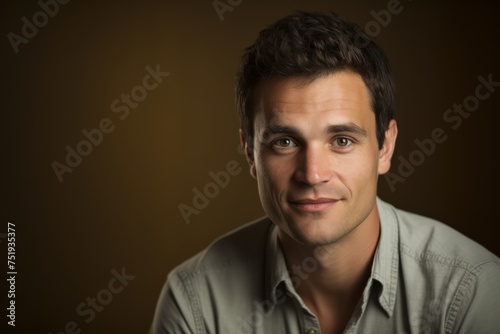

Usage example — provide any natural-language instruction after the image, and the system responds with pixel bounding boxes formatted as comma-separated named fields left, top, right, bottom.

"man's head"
left=236, top=11, right=398, bottom=246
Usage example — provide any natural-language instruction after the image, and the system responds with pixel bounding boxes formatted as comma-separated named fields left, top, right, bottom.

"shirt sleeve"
left=150, top=271, right=199, bottom=334
left=454, top=261, right=500, bottom=334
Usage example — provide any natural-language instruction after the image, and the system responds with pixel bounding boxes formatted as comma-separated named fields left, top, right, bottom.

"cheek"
left=254, top=158, right=289, bottom=217
left=336, top=151, right=379, bottom=188
left=256, top=155, right=293, bottom=192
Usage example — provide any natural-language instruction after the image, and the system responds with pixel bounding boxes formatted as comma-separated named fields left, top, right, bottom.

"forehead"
left=255, top=71, right=373, bottom=127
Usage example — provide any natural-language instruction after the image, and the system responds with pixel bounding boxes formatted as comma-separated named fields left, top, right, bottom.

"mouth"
left=288, top=198, right=338, bottom=213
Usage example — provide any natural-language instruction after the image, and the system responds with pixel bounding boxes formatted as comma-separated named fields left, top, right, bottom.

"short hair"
left=235, top=11, right=395, bottom=151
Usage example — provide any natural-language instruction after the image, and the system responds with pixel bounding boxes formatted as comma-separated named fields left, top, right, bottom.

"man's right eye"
left=272, top=138, right=297, bottom=148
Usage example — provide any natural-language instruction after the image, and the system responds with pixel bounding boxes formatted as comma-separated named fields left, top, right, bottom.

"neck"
left=278, top=205, right=381, bottom=310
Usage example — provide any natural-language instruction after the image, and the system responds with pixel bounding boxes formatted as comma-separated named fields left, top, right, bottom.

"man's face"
left=241, top=71, right=397, bottom=246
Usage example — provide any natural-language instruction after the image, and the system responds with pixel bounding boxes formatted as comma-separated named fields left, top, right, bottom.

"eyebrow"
left=262, top=122, right=368, bottom=139
left=327, top=123, right=368, bottom=137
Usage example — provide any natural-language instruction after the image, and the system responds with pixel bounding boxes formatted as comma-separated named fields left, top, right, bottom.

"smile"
left=288, top=198, right=338, bottom=213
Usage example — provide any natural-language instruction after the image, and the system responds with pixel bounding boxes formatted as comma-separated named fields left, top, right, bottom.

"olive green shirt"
left=151, top=198, right=500, bottom=333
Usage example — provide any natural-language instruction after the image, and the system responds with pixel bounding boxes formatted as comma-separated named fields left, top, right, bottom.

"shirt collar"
left=264, top=223, right=290, bottom=303
left=263, top=197, right=400, bottom=316
left=370, top=197, right=400, bottom=317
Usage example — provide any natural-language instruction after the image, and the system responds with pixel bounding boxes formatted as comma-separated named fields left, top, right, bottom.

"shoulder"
left=378, top=199, right=500, bottom=332
left=378, top=198, right=499, bottom=267
left=150, top=217, right=274, bottom=333
left=170, top=216, right=273, bottom=279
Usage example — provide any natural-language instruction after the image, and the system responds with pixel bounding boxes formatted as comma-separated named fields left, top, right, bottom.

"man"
left=151, top=11, right=500, bottom=333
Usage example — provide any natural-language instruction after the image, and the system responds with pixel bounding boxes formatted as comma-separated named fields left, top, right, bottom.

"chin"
left=281, top=214, right=345, bottom=246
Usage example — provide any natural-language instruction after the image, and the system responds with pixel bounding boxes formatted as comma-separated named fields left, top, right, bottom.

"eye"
left=332, top=137, right=353, bottom=148
left=272, top=137, right=297, bottom=148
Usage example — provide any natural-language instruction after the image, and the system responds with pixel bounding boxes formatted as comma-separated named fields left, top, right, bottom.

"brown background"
left=2, top=0, right=499, bottom=333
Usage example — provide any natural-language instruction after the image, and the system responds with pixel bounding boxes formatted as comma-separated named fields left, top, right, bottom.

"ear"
left=378, top=119, right=398, bottom=175
left=239, top=129, right=257, bottom=179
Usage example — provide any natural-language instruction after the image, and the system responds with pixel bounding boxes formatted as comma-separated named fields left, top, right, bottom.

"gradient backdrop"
left=2, top=0, right=500, bottom=332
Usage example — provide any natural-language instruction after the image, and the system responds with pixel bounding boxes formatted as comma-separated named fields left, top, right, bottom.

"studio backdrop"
left=2, top=0, right=500, bottom=332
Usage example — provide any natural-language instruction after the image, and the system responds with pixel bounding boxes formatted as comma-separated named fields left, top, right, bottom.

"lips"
left=288, top=198, right=338, bottom=213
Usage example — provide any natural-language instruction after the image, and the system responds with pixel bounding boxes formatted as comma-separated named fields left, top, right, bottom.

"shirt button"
left=306, top=330, right=317, bottom=334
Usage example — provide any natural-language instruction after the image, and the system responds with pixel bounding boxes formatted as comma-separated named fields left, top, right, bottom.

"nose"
left=294, top=144, right=333, bottom=186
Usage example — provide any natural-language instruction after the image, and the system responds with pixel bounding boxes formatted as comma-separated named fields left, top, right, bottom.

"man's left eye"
left=333, top=137, right=352, bottom=147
